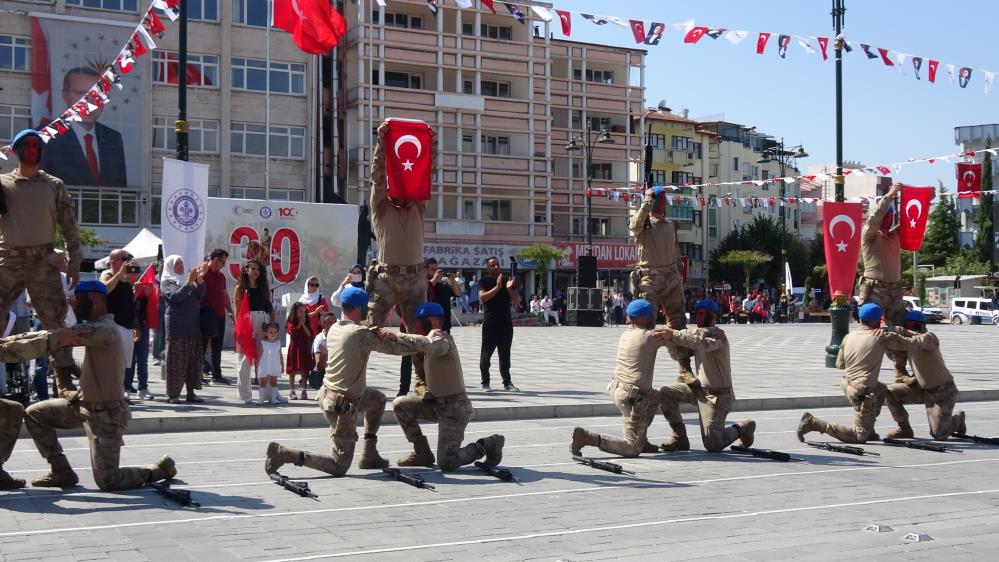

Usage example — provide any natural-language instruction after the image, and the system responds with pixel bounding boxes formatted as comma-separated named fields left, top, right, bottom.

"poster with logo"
left=31, top=14, right=146, bottom=188
left=204, top=199, right=358, bottom=309
left=161, top=158, right=209, bottom=272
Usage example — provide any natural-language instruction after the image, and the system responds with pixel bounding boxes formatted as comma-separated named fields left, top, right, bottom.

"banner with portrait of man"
left=31, top=14, right=146, bottom=189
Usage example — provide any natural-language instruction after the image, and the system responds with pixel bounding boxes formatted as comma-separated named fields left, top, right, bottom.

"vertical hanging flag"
left=645, top=22, right=665, bottom=45
left=629, top=20, right=646, bottom=44
left=383, top=118, right=433, bottom=202
left=877, top=48, right=894, bottom=66
left=581, top=14, right=608, bottom=25
left=427, top=0, right=438, bottom=16
left=273, top=0, right=347, bottom=54
left=756, top=32, right=771, bottom=54
left=480, top=0, right=496, bottom=14
left=777, top=34, right=790, bottom=58
left=928, top=60, right=939, bottom=83
left=959, top=67, right=972, bottom=88
left=606, top=16, right=628, bottom=28
left=823, top=202, right=864, bottom=298
left=817, top=36, right=829, bottom=60
left=985, top=71, right=996, bottom=93
left=529, top=6, right=552, bottom=22
left=138, top=264, right=160, bottom=330
left=899, top=185, right=934, bottom=251
left=796, top=36, right=816, bottom=55
left=684, top=26, right=708, bottom=44
left=706, top=28, right=727, bottom=39
left=860, top=44, right=879, bottom=59
left=895, top=53, right=908, bottom=74
left=555, top=9, right=571, bottom=36
left=946, top=64, right=955, bottom=83
left=957, top=162, right=982, bottom=198
left=724, top=30, right=748, bottom=45
left=912, top=56, right=923, bottom=80
left=504, top=4, right=525, bottom=24
left=455, top=0, right=473, bottom=8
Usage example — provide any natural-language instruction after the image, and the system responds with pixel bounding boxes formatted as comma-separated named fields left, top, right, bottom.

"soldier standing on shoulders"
left=0, top=129, right=82, bottom=397
left=386, top=302, right=505, bottom=470
left=0, top=280, right=175, bottom=490
left=883, top=310, right=966, bottom=440
left=658, top=300, right=756, bottom=452
left=630, top=186, right=694, bottom=383
left=264, top=287, right=414, bottom=477
left=571, top=299, right=668, bottom=458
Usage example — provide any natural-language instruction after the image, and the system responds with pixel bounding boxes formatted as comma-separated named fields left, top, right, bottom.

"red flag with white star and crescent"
left=383, top=118, right=433, bottom=201
left=956, top=162, right=982, bottom=199
left=898, top=185, right=934, bottom=251
left=823, top=202, right=864, bottom=298
left=555, top=9, right=571, bottom=35
left=629, top=20, right=645, bottom=44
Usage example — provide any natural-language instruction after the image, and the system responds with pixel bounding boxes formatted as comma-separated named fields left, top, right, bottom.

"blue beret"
left=340, top=286, right=369, bottom=308
left=694, top=300, right=720, bottom=314
left=11, top=129, right=43, bottom=149
left=626, top=299, right=654, bottom=317
left=416, top=302, right=444, bottom=318
left=858, top=303, right=883, bottom=322
left=904, top=310, right=927, bottom=323
left=651, top=186, right=666, bottom=197
left=74, top=280, right=108, bottom=295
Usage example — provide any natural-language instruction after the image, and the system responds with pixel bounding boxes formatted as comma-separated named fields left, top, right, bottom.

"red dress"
left=285, top=321, right=314, bottom=373
left=304, top=296, right=329, bottom=336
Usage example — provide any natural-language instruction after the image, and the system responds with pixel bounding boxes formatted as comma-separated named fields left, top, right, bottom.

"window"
left=373, top=11, right=423, bottom=30
left=671, top=136, right=693, bottom=151
left=732, top=157, right=740, bottom=171
left=72, top=190, right=138, bottom=226
left=482, top=200, right=511, bottom=221
left=708, top=208, right=718, bottom=237
left=692, top=142, right=702, bottom=160
left=666, top=206, right=693, bottom=221
left=232, top=0, right=269, bottom=27
left=571, top=111, right=582, bottom=130
left=480, top=80, right=511, bottom=98
left=751, top=165, right=760, bottom=179
left=589, top=116, right=610, bottom=131
left=651, top=170, right=667, bottom=185
left=679, top=242, right=703, bottom=261
left=482, top=24, right=513, bottom=40
left=153, top=52, right=218, bottom=87
left=0, top=105, right=31, bottom=143
left=66, top=0, right=138, bottom=11
left=376, top=70, right=423, bottom=90
left=231, top=122, right=305, bottom=158
left=671, top=171, right=694, bottom=185
left=0, top=35, right=30, bottom=72
left=152, top=117, right=219, bottom=153
left=572, top=68, right=614, bottom=83
left=162, top=0, right=217, bottom=21
left=761, top=169, right=770, bottom=180
left=233, top=58, right=305, bottom=94
left=649, top=133, right=666, bottom=149
left=591, top=163, right=612, bottom=180
left=463, top=134, right=510, bottom=155
left=709, top=162, right=719, bottom=177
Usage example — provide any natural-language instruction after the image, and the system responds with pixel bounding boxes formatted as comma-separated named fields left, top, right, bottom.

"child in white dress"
left=258, top=323, right=289, bottom=404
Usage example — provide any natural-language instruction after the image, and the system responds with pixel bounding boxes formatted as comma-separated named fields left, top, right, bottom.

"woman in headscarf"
left=329, top=264, right=366, bottom=319
left=298, top=276, right=330, bottom=337
left=233, top=260, right=276, bottom=404
left=162, top=255, right=208, bottom=404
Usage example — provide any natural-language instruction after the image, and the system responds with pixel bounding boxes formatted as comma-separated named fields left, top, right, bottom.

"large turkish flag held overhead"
left=956, top=162, right=982, bottom=199
left=383, top=118, right=433, bottom=201
left=273, top=0, right=346, bottom=55
left=898, top=185, right=934, bottom=251
left=823, top=202, right=864, bottom=298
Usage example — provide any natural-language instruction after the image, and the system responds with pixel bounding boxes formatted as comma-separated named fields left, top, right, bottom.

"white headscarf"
left=161, top=255, right=184, bottom=286
left=299, top=276, right=321, bottom=306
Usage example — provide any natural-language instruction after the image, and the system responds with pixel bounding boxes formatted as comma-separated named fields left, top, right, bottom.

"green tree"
left=515, top=243, right=566, bottom=296
left=919, top=182, right=960, bottom=267
left=975, top=140, right=994, bottom=264
left=708, top=215, right=811, bottom=290
left=719, top=250, right=772, bottom=294
left=938, top=249, right=990, bottom=276
left=55, top=226, right=105, bottom=249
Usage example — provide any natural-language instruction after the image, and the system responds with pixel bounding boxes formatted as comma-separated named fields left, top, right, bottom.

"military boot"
left=955, top=411, right=967, bottom=436
left=735, top=420, right=756, bottom=448
left=643, top=441, right=659, bottom=454
left=147, top=455, right=177, bottom=482
left=398, top=435, right=435, bottom=467
left=265, top=442, right=302, bottom=474
left=570, top=427, right=600, bottom=455
left=885, top=422, right=915, bottom=439
left=358, top=436, right=389, bottom=469
left=797, top=412, right=819, bottom=442
left=660, top=422, right=690, bottom=452
left=32, top=454, right=79, bottom=488
left=0, top=468, right=26, bottom=490
left=477, top=435, right=505, bottom=466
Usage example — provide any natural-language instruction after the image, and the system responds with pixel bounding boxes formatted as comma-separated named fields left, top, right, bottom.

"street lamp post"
left=566, top=125, right=615, bottom=256
left=758, top=139, right=807, bottom=322
left=827, top=0, right=849, bottom=367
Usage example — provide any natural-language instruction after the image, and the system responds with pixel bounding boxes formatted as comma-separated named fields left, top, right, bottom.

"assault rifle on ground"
left=270, top=472, right=319, bottom=499
left=383, top=467, right=436, bottom=491
left=882, top=438, right=960, bottom=453
left=149, top=481, right=201, bottom=508
left=952, top=433, right=999, bottom=446
left=807, top=441, right=880, bottom=456
left=572, top=455, right=635, bottom=475
left=474, top=461, right=520, bottom=483
left=729, top=446, right=803, bottom=462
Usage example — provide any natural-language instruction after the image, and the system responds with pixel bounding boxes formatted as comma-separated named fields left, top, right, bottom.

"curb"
left=38, top=388, right=999, bottom=437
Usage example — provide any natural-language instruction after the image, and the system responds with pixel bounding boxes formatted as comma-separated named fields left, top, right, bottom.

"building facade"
left=954, top=124, right=999, bottom=253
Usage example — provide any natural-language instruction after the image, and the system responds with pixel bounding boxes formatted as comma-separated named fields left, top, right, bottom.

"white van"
left=902, top=296, right=944, bottom=323
left=950, top=297, right=998, bottom=325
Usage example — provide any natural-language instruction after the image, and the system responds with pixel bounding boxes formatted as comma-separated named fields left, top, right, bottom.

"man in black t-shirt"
left=478, top=256, right=522, bottom=392
left=100, top=249, right=136, bottom=397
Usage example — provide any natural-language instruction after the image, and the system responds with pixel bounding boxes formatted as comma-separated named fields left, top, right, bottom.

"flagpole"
left=175, top=0, right=189, bottom=162
left=265, top=0, right=272, bottom=201
left=826, top=0, right=850, bottom=367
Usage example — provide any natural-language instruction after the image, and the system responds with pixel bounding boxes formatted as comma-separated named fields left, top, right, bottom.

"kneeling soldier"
left=0, top=398, right=25, bottom=489
left=0, top=280, right=175, bottom=490
left=658, top=300, right=756, bottom=452
left=571, top=299, right=668, bottom=458
left=884, top=310, right=966, bottom=440
left=389, top=302, right=504, bottom=470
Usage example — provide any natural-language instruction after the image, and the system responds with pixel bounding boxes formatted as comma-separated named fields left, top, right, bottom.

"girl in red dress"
left=285, top=302, right=313, bottom=399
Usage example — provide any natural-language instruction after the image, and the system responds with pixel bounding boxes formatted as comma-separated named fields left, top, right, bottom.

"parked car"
left=902, top=296, right=944, bottom=323
left=949, top=297, right=998, bottom=325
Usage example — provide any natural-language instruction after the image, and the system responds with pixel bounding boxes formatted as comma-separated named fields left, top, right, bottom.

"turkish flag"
left=817, top=37, right=829, bottom=60
left=684, top=26, right=708, bottom=44
left=756, top=32, right=771, bottom=54
left=823, top=202, right=864, bottom=298
left=233, top=293, right=258, bottom=365
left=899, top=185, right=934, bottom=251
left=555, top=9, right=571, bottom=35
left=273, top=0, right=347, bottom=55
left=383, top=118, right=433, bottom=201
left=877, top=47, right=894, bottom=66
left=629, top=20, right=646, bottom=44
left=928, top=59, right=939, bottom=83
left=137, top=264, right=160, bottom=330
left=957, top=162, right=982, bottom=199
left=481, top=0, right=497, bottom=14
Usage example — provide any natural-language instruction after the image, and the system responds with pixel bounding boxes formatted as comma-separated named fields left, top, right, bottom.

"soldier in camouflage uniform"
left=1, top=129, right=81, bottom=396
left=0, top=280, right=175, bottom=490
left=387, top=302, right=504, bottom=470
left=0, top=398, right=25, bottom=489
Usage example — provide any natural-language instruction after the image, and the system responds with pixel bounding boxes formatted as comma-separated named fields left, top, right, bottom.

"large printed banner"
left=557, top=242, right=637, bottom=270
left=161, top=158, right=208, bottom=272
left=31, top=14, right=146, bottom=188
left=205, top=199, right=358, bottom=307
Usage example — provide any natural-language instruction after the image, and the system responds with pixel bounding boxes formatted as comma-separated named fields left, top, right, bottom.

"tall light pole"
left=566, top=125, right=615, bottom=255
left=826, top=0, right=849, bottom=367
left=175, top=0, right=189, bottom=162
left=759, top=139, right=807, bottom=321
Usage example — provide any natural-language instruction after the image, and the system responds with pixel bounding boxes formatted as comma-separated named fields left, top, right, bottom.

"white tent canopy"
left=93, top=228, right=162, bottom=270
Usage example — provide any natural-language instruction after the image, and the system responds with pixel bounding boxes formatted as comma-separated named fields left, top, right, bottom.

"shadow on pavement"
left=0, top=485, right=272, bottom=515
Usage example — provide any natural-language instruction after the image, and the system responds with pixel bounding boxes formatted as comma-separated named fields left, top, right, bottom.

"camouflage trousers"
left=632, top=267, right=692, bottom=375
left=594, top=383, right=661, bottom=458
left=24, top=398, right=151, bottom=491
left=886, top=380, right=961, bottom=440
left=392, top=392, right=483, bottom=471
left=0, top=398, right=24, bottom=467
left=857, top=279, right=908, bottom=375
left=812, top=381, right=891, bottom=444
left=293, top=386, right=387, bottom=477
left=367, top=265, right=426, bottom=382
left=0, top=248, right=74, bottom=372
left=660, top=383, right=739, bottom=452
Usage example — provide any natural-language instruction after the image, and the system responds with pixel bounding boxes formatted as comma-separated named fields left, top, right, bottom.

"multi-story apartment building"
left=954, top=124, right=999, bottom=252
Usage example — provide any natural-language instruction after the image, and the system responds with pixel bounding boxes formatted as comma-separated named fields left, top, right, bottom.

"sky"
left=553, top=0, right=997, bottom=194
